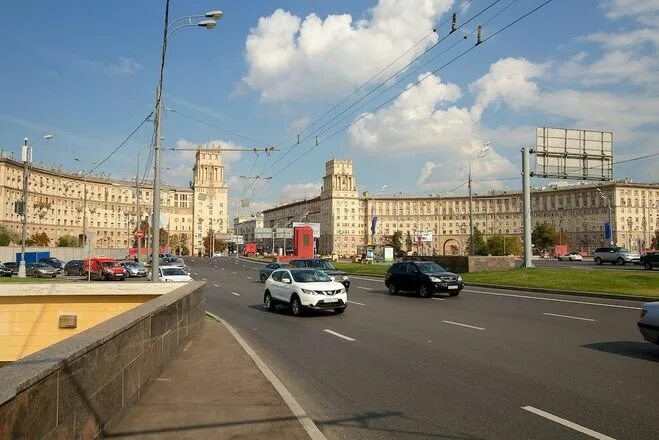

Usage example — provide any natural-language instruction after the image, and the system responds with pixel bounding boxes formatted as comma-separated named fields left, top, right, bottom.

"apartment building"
left=263, top=159, right=659, bottom=257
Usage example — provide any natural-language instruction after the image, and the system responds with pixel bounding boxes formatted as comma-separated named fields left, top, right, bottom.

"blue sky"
left=1, top=0, right=658, bottom=216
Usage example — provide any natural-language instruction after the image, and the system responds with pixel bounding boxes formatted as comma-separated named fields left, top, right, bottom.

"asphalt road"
left=189, top=256, right=658, bottom=440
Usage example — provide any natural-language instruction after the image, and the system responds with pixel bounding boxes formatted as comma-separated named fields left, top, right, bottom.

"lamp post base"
left=18, top=260, right=27, bottom=278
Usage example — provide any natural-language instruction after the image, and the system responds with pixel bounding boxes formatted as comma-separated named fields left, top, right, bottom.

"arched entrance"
left=442, top=239, right=460, bottom=256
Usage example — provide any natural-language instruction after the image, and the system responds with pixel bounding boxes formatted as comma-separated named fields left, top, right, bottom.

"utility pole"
left=468, top=160, right=474, bottom=256
left=18, top=138, right=31, bottom=278
left=522, top=147, right=533, bottom=268
left=135, top=163, right=141, bottom=264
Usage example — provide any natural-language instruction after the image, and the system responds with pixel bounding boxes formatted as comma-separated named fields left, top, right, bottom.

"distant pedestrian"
left=133, top=256, right=138, bottom=263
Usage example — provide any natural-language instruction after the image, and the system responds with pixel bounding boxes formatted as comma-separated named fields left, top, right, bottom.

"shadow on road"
left=247, top=304, right=346, bottom=318
left=582, top=341, right=659, bottom=362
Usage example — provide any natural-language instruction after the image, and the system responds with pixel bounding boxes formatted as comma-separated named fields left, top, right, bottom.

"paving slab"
left=106, top=319, right=309, bottom=439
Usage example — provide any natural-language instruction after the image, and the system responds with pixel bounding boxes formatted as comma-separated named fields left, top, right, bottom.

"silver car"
left=638, top=302, right=659, bottom=345
left=592, top=247, right=640, bottom=265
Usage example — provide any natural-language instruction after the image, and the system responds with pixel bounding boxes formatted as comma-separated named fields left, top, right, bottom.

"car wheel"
left=617, top=257, right=625, bottom=265
left=260, top=274, right=267, bottom=283
left=264, top=292, right=275, bottom=311
left=63, top=269, right=69, bottom=276
left=419, top=284, right=432, bottom=298
left=334, top=308, right=345, bottom=314
left=644, top=262, right=652, bottom=270
left=291, top=296, right=303, bottom=316
left=595, top=257, right=602, bottom=265
left=387, top=282, right=398, bottom=295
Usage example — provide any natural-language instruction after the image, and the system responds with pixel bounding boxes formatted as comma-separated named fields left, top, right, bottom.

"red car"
left=83, top=257, right=126, bottom=281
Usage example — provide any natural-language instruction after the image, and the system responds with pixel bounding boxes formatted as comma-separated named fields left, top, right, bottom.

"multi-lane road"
left=190, top=256, right=658, bottom=440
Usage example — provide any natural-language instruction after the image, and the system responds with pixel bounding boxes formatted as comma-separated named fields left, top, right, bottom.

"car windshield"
left=101, top=261, right=120, bottom=267
left=291, top=270, right=332, bottom=283
left=416, top=262, right=447, bottom=273
left=162, top=268, right=187, bottom=276
left=310, top=260, right=335, bottom=270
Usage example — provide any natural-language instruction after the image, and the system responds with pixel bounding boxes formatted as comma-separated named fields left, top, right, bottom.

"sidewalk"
left=106, top=318, right=309, bottom=439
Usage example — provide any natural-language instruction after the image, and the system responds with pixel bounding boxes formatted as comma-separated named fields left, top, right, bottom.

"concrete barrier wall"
left=0, top=281, right=206, bottom=439
left=403, top=256, right=515, bottom=273
left=0, top=246, right=127, bottom=263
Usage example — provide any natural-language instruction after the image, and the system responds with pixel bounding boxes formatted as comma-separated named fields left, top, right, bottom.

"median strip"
left=465, top=289, right=640, bottom=310
left=522, top=406, right=615, bottom=440
left=442, top=320, right=485, bottom=331
left=323, top=329, right=355, bottom=341
left=543, top=312, right=595, bottom=322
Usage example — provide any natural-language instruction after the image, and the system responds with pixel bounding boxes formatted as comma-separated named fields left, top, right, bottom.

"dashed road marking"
left=213, top=283, right=220, bottom=288
left=232, top=272, right=237, bottom=275
left=347, top=300, right=365, bottom=306
left=247, top=276, right=253, bottom=280
left=323, top=329, right=355, bottom=342
left=522, top=406, right=615, bottom=440
left=357, top=286, right=372, bottom=290
left=543, top=312, right=595, bottom=322
left=231, top=292, right=240, bottom=296
left=442, top=320, right=485, bottom=331
left=431, top=298, right=446, bottom=301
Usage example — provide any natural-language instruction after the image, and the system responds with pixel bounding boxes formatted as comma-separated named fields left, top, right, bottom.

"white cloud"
left=469, top=58, right=546, bottom=120
left=241, top=0, right=453, bottom=101
left=601, top=0, right=659, bottom=21
left=107, top=57, right=142, bottom=75
left=281, top=182, right=322, bottom=200
left=560, top=50, right=659, bottom=86
left=288, top=116, right=311, bottom=135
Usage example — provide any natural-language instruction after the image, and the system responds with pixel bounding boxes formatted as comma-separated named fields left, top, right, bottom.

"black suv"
left=0, top=263, right=13, bottom=277
left=287, top=259, right=351, bottom=290
left=385, top=261, right=463, bottom=298
left=640, top=252, right=659, bottom=270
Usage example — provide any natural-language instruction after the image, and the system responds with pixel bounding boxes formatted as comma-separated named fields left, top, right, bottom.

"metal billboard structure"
left=535, top=127, right=613, bottom=181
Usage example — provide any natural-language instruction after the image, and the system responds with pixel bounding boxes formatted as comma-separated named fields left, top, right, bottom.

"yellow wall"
left=0, top=295, right=156, bottom=362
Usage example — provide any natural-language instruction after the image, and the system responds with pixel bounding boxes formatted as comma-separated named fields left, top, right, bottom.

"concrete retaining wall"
left=0, top=246, right=126, bottom=263
left=0, top=281, right=206, bottom=439
left=403, top=255, right=515, bottom=273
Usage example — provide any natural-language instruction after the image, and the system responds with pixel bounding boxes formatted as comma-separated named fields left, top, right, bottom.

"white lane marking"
left=231, top=292, right=240, bottom=296
left=464, top=289, right=641, bottom=310
left=442, top=320, right=485, bottom=331
left=206, top=312, right=327, bottom=440
left=543, top=312, right=595, bottom=322
left=522, top=406, right=615, bottom=440
left=247, top=276, right=253, bottom=280
left=193, top=272, right=198, bottom=275
left=323, top=329, right=356, bottom=341
left=357, top=286, right=373, bottom=290
left=431, top=298, right=446, bottom=301
left=232, top=272, right=237, bottom=275
left=201, top=278, right=207, bottom=281
left=222, top=268, right=226, bottom=271
left=347, top=300, right=365, bottom=306
left=213, top=283, right=220, bottom=288
left=351, top=275, right=385, bottom=283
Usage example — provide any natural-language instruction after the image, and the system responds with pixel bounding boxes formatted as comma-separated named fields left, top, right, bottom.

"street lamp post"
left=597, top=188, right=614, bottom=246
left=468, top=142, right=490, bottom=256
left=18, top=135, right=53, bottom=278
left=150, top=5, right=222, bottom=281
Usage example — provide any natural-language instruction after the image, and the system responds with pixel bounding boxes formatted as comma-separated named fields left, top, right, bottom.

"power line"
left=258, top=0, right=557, bottom=193
left=87, top=112, right=153, bottom=175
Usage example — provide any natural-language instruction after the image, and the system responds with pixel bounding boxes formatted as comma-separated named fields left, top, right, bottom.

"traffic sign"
left=135, top=230, right=144, bottom=239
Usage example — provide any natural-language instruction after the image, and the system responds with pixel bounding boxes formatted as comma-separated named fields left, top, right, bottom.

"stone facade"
left=263, top=159, right=659, bottom=257
left=0, top=148, right=228, bottom=256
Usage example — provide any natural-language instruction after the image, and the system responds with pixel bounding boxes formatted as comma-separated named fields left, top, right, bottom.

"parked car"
left=3, top=262, right=18, bottom=275
left=287, top=259, right=350, bottom=290
left=212, top=252, right=223, bottom=257
left=557, top=252, right=583, bottom=261
left=119, top=261, right=149, bottom=278
left=38, top=257, right=64, bottom=273
left=638, top=302, right=659, bottom=344
left=26, top=262, right=58, bottom=278
left=84, top=257, right=126, bottom=281
left=592, top=247, right=640, bottom=265
left=63, top=260, right=85, bottom=276
left=640, top=252, right=659, bottom=270
left=0, top=263, right=13, bottom=277
left=158, top=266, right=192, bottom=282
left=385, top=261, right=463, bottom=297
left=263, top=268, right=347, bottom=316
left=259, top=262, right=288, bottom=282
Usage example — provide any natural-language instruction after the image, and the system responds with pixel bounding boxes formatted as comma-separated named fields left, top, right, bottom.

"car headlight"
left=340, top=288, right=347, bottom=294
left=301, top=289, right=316, bottom=295
left=429, top=277, right=442, bottom=283
left=457, top=275, right=463, bottom=282
left=329, top=276, right=336, bottom=281
left=342, top=275, right=349, bottom=281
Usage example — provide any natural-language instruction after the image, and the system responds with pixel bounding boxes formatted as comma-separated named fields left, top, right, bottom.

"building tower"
left=192, top=149, right=228, bottom=255
left=320, top=159, right=361, bottom=255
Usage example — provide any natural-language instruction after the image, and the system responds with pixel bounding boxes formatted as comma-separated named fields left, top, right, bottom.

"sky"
left=1, top=0, right=658, bottom=218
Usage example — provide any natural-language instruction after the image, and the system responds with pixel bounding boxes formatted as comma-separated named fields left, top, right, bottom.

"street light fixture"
left=17, top=135, right=54, bottom=278
left=150, top=4, right=222, bottom=281
left=468, top=142, right=490, bottom=256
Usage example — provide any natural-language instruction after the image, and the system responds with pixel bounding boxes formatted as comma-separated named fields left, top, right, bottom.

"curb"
left=466, top=283, right=655, bottom=303
left=205, top=311, right=327, bottom=440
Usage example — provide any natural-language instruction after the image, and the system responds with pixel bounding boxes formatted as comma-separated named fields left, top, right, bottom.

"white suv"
left=264, top=268, right=348, bottom=316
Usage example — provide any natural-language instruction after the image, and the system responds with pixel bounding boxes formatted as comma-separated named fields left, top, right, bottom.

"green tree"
left=532, top=222, right=558, bottom=251
left=386, top=230, right=403, bottom=254
left=0, top=225, right=19, bottom=246
left=29, top=232, right=51, bottom=247
left=504, top=236, right=522, bottom=255
left=466, top=227, right=488, bottom=255
left=203, top=232, right=228, bottom=256
left=487, top=234, right=505, bottom=255
left=56, top=234, right=79, bottom=247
